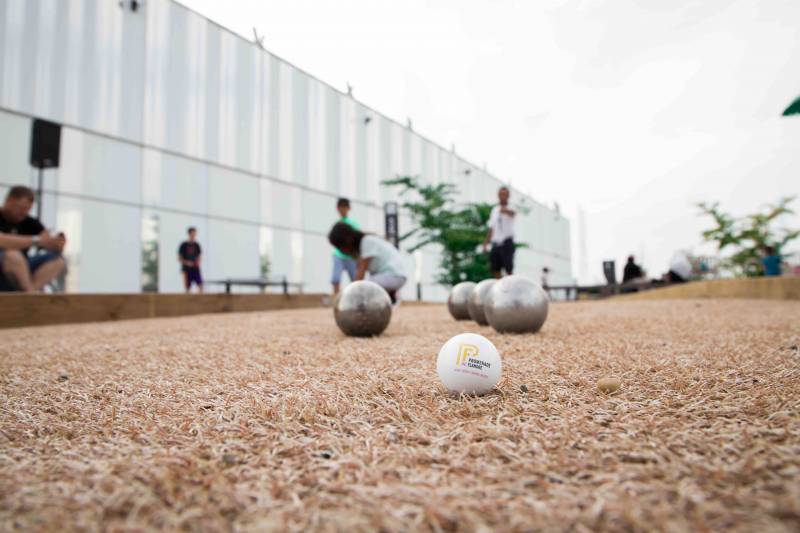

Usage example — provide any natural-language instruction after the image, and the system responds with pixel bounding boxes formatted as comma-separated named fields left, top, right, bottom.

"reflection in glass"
left=291, top=231, right=304, bottom=283
left=141, top=213, right=160, bottom=292
left=259, top=226, right=273, bottom=279
left=57, top=201, right=82, bottom=293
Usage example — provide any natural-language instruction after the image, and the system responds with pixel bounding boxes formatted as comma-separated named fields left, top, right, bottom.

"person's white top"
left=488, top=205, right=515, bottom=244
left=360, top=235, right=406, bottom=278
left=669, top=252, right=692, bottom=280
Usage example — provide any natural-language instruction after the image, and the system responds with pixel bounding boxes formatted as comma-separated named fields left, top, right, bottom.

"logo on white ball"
left=455, top=343, right=492, bottom=377
left=456, top=343, right=478, bottom=365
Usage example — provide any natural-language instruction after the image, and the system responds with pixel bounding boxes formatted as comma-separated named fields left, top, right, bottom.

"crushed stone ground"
left=1, top=299, right=799, bottom=531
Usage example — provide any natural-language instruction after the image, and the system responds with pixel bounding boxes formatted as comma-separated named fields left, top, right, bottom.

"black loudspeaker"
left=30, top=119, right=61, bottom=169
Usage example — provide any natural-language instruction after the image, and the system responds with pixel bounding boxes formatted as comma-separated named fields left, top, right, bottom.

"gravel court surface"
left=1, top=299, right=799, bottom=531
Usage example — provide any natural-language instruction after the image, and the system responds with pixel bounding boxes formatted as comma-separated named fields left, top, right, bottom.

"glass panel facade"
left=0, top=109, right=30, bottom=186
left=206, top=218, right=260, bottom=283
left=58, top=128, right=142, bottom=204
left=270, top=227, right=292, bottom=283
left=142, top=149, right=209, bottom=214
left=55, top=195, right=141, bottom=293
left=259, top=226, right=273, bottom=278
left=141, top=212, right=159, bottom=292
left=302, top=189, right=335, bottom=235
left=208, top=166, right=259, bottom=222
left=0, top=0, right=572, bottom=296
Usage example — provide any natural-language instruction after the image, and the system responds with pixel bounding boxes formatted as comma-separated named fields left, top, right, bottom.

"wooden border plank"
left=618, top=277, right=800, bottom=301
left=0, top=293, right=327, bottom=329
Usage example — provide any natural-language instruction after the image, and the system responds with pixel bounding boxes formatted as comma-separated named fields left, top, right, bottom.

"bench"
left=548, top=279, right=671, bottom=300
left=206, top=277, right=305, bottom=295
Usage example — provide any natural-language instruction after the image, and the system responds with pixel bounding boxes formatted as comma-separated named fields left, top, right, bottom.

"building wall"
left=0, top=0, right=571, bottom=297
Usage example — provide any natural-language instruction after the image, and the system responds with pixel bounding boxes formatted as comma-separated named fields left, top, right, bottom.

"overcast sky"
left=181, top=0, right=800, bottom=283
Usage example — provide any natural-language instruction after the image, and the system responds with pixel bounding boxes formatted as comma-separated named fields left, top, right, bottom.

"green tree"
left=698, top=196, right=799, bottom=277
left=383, top=176, right=526, bottom=286
left=140, top=240, right=159, bottom=292
left=140, top=214, right=159, bottom=292
left=260, top=254, right=271, bottom=278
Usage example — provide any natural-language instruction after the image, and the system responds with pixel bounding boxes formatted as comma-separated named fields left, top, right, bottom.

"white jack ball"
left=436, top=333, right=502, bottom=395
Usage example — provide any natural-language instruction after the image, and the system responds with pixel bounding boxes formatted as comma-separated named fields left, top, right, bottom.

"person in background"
left=483, top=186, right=516, bottom=278
left=178, top=227, right=203, bottom=293
left=331, top=198, right=359, bottom=295
left=327, top=222, right=406, bottom=303
left=622, top=255, right=645, bottom=283
left=0, top=185, right=66, bottom=292
left=762, top=245, right=783, bottom=277
left=665, top=251, right=692, bottom=283
left=540, top=267, right=550, bottom=290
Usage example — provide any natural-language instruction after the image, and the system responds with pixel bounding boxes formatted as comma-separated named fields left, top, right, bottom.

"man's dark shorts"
left=0, top=250, right=61, bottom=272
left=184, top=267, right=203, bottom=287
left=0, top=251, right=63, bottom=291
left=667, top=269, right=687, bottom=283
left=490, top=238, right=515, bottom=274
left=28, top=251, right=63, bottom=272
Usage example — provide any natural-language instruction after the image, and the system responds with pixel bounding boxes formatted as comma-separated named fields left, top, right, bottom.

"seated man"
left=622, top=255, right=645, bottom=283
left=0, top=186, right=66, bottom=292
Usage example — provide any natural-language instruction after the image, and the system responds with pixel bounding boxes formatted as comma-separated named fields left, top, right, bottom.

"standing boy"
left=331, top=198, right=359, bottom=295
left=178, top=227, right=203, bottom=293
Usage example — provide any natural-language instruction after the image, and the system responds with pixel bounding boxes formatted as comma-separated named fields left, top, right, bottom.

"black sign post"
left=384, top=202, right=399, bottom=248
left=602, top=260, right=617, bottom=285
left=30, top=119, right=62, bottom=220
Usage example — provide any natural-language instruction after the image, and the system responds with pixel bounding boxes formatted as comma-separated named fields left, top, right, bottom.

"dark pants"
left=183, top=267, right=203, bottom=289
left=490, top=238, right=515, bottom=275
left=667, top=270, right=687, bottom=283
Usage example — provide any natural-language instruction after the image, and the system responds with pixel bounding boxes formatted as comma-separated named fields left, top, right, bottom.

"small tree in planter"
left=383, top=176, right=527, bottom=286
left=698, top=196, right=799, bottom=277
left=783, top=95, right=800, bottom=116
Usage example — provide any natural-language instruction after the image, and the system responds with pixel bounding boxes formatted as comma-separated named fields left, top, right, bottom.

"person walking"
left=178, top=227, right=203, bottom=293
left=330, top=198, right=359, bottom=295
left=483, top=186, right=516, bottom=278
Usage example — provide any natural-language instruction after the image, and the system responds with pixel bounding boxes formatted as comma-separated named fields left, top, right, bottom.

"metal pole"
left=384, top=202, right=399, bottom=248
left=36, top=166, right=43, bottom=220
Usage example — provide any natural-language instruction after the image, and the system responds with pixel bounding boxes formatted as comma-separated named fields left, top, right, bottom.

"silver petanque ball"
left=447, top=281, right=476, bottom=320
left=467, top=278, right=497, bottom=325
left=334, top=280, right=392, bottom=337
left=485, top=275, right=549, bottom=333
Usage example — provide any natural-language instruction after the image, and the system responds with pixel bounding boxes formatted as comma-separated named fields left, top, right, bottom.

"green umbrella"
left=783, top=95, right=800, bottom=116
